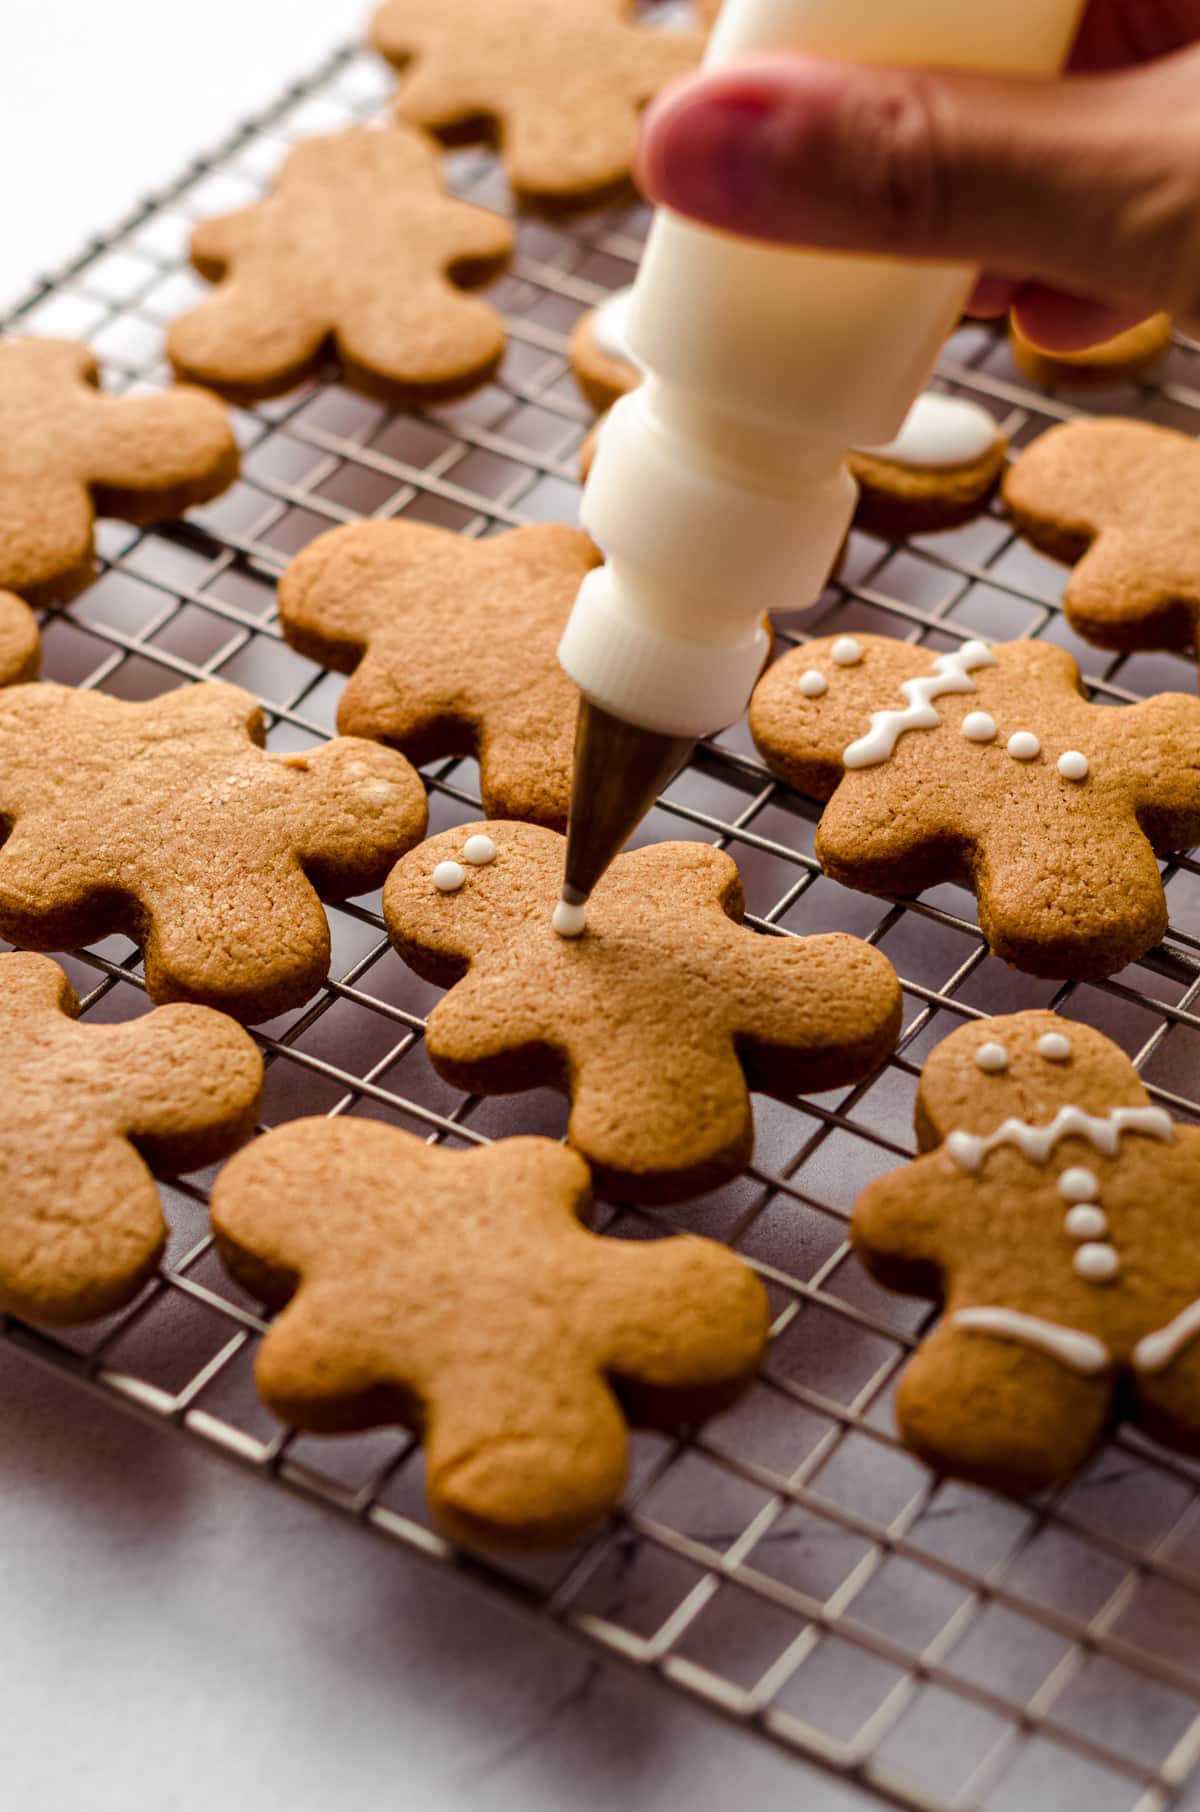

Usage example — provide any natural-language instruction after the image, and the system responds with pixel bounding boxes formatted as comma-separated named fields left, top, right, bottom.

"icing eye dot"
left=962, top=712, right=997, bottom=744
left=1058, top=1167, right=1100, bottom=1203
left=432, top=861, right=465, bottom=894
left=1007, top=731, right=1041, bottom=761
left=1058, top=751, right=1089, bottom=782
left=831, top=638, right=863, bottom=666
left=974, top=1041, right=1009, bottom=1073
left=552, top=899, right=587, bottom=939
left=1074, top=1242, right=1120, bottom=1282
left=462, top=834, right=497, bottom=866
left=1065, top=1204, right=1108, bottom=1241
left=799, top=669, right=828, bottom=698
left=1037, top=1032, right=1072, bottom=1062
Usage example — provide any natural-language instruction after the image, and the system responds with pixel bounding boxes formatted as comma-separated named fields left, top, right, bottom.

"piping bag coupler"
left=557, top=0, right=1087, bottom=914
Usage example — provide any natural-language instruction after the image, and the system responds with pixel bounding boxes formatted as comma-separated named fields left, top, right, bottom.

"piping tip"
left=560, top=698, right=695, bottom=909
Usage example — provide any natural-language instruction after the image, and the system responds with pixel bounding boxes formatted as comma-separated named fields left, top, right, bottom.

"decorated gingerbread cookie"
left=369, top=0, right=704, bottom=205
left=0, top=681, right=428, bottom=1022
left=572, top=292, right=1007, bottom=536
left=383, top=821, right=901, bottom=1202
left=212, top=1119, right=767, bottom=1550
left=0, top=337, right=237, bottom=606
left=853, top=1010, right=1200, bottom=1491
left=0, top=592, right=40, bottom=686
left=279, top=521, right=599, bottom=829
left=0, top=952, right=261, bottom=1325
left=1003, top=417, right=1200, bottom=655
left=168, top=127, right=514, bottom=404
left=1010, top=313, right=1172, bottom=390
left=750, top=632, right=1200, bottom=979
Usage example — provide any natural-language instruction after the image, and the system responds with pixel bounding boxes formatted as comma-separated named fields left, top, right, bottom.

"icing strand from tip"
left=946, top=1104, right=1174, bottom=1174
left=842, top=641, right=995, bottom=770
left=1133, top=1298, right=1200, bottom=1375
left=952, top=1306, right=1111, bottom=1376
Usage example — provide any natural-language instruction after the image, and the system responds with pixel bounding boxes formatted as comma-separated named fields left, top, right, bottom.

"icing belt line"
left=953, top=1299, right=1200, bottom=1378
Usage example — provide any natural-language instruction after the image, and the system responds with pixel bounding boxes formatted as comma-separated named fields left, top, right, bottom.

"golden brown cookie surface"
left=168, top=127, right=514, bottom=404
left=750, top=632, right=1200, bottom=979
left=0, top=337, right=237, bottom=606
left=0, top=681, right=428, bottom=1022
left=211, top=1118, right=768, bottom=1550
left=279, top=520, right=599, bottom=829
left=1010, top=313, right=1172, bottom=390
left=383, top=820, right=901, bottom=1202
left=0, top=952, right=261, bottom=1325
left=0, top=592, right=40, bottom=686
left=853, top=1010, right=1200, bottom=1491
left=369, top=0, right=704, bottom=204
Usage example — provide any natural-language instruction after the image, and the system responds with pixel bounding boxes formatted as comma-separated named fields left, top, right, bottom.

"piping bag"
left=555, top=0, right=1086, bottom=927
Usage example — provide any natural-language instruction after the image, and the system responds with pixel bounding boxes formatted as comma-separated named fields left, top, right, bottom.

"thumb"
left=636, top=50, right=1200, bottom=337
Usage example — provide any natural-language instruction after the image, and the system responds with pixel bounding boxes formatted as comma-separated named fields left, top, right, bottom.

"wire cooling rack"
left=6, top=31, right=1200, bottom=1812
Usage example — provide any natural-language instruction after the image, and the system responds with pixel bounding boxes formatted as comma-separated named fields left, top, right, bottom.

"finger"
left=967, top=274, right=1021, bottom=318
left=1010, top=285, right=1158, bottom=352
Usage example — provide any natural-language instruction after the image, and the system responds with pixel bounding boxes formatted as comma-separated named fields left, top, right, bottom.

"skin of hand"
left=636, top=1, right=1200, bottom=348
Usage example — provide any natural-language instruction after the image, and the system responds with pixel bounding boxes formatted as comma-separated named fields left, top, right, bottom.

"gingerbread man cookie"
left=0, top=337, right=238, bottom=606
left=0, top=952, right=261, bottom=1325
left=168, top=127, right=515, bottom=404
left=1003, top=418, right=1200, bottom=655
left=0, top=592, right=40, bottom=686
left=369, top=0, right=704, bottom=205
left=853, top=1010, right=1200, bottom=1491
left=1010, top=313, right=1172, bottom=391
left=383, top=821, right=901, bottom=1202
left=279, top=521, right=600, bottom=829
left=750, top=633, right=1200, bottom=979
left=0, top=682, right=428, bottom=1022
left=212, top=1119, right=768, bottom=1550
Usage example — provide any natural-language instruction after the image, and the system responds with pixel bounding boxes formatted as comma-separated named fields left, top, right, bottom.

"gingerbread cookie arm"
left=277, top=521, right=425, bottom=666
left=80, top=385, right=239, bottom=524
left=99, top=1003, right=262, bottom=1175
left=282, top=738, right=428, bottom=897
left=0, top=593, right=40, bottom=686
left=1110, top=692, right=1200, bottom=848
left=337, top=278, right=507, bottom=402
left=852, top=1156, right=957, bottom=1299
left=734, top=932, right=902, bottom=1097
left=168, top=264, right=333, bottom=402
left=0, top=475, right=96, bottom=606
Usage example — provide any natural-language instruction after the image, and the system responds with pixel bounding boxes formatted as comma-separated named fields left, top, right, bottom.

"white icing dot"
left=862, top=393, right=1001, bottom=470
left=961, top=712, right=997, bottom=743
left=462, top=834, right=497, bottom=866
left=799, top=669, right=828, bottom=698
left=1074, top=1242, right=1121, bottom=1282
left=1037, top=1032, right=1072, bottom=1062
left=832, top=637, right=863, bottom=667
left=1058, top=1167, right=1100, bottom=1203
left=1058, top=751, right=1089, bottom=782
left=974, top=1041, right=1009, bottom=1073
left=1007, top=731, right=1041, bottom=762
left=552, top=899, right=587, bottom=939
left=433, top=861, right=465, bottom=894
left=1065, top=1204, right=1108, bottom=1241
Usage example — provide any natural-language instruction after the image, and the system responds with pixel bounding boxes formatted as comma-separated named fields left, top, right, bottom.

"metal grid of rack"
left=5, top=31, right=1200, bottom=1812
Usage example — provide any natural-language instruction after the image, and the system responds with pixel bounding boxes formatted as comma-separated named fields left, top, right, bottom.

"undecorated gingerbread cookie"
left=1010, top=313, right=1172, bottom=390
left=279, top=520, right=600, bottom=829
left=211, top=1119, right=768, bottom=1550
left=383, top=820, right=901, bottom=1201
left=0, top=592, right=40, bottom=686
left=0, top=337, right=238, bottom=606
left=0, top=681, right=428, bottom=1022
left=853, top=1010, right=1200, bottom=1491
left=0, top=952, right=261, bottom=1324
left=168, top=127, right=515, bottom=403
left=750, top=632, right=1200, bottom=978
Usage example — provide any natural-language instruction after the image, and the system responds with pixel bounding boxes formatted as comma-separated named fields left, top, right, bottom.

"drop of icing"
left=1037, top=1032, right=1072, bottom=1062
left=462, top=834, right=497, bottom=866
left=1058, top=1167, right=1100, bottom=1203
left=433, top=861, right=465, bottom=894
left=974, top=1042, right=1009, bottom=1073
left=552, top=899, right=587, bottom=939
left=1074, top=1242, right=1120, bottom=1282
left=961, top=712, right=997, bottom=743
left=1065, top=1204, right=1108, bottom=1241
left=1007, top=731, right=1041, bottom=761
left=832, top=638, right=863, bottom=666
left=1058, top=751, right=1089, bottom=781
left=862, top=393, right=1000, bottom=470
left=799, top=669, right=828, bottom=698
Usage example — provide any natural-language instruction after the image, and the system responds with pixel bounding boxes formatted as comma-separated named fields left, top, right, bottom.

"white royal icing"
left=462, top=834, right=497, bottom=866
left=1058, top=1167, right=1100, bottom=1203
left=1133, top=1299, right=1200, bottom=1375
left=433, top=861, right=465, bottom=894
left=962, top=712, right=997, bottom=744
left=842, top=640, right=995, bottom=771
left=863, top=393, right=1000, bottom=470
left=945, top=1104, right=1174, bottom=1174
left=1064, top=1204, right=1108, bottom=1240
left=1074, top=1242, right=1120, bottom=1282
left=832, top=638, right=863, bottom=666
left=553, top=899, right=587, bottom=939
left=952, top=1306, right=1110, bottom=1377
left=1037, top=1033, right=1072, bottom=1062
left=1007, top=731, right=1041, bottom=762
left=799, top=669, right=828, bottom=698
left=591, top=288, right=637, bottom=364
left=975, top=1042, right=1009, bottom=1073
left=1058, top=751, right=1089, bottom=782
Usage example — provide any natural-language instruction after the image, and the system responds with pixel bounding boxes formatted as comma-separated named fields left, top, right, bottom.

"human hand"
left=637, top=2, right=1200, bottom=348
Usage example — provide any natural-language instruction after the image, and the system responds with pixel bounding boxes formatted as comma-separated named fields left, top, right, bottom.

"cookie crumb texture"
left=168, top=127, right=515, bottom=404
left=383, top=820, right=901, bottom=1202
left=0, top=952, right=261, bottom=1325
left=0, top=682, right=428, bottom=1023
left=0, top=337, right=238, bottom=607
left=211, top=1119, right=768, bottom=1551
left=279, top=519, right=601, bottom=829
left=370, top=0, right=704, bottom=204
left=750, top=632, right=1200, bottom=979
left=852, top=1010, right=1200, bottom=1492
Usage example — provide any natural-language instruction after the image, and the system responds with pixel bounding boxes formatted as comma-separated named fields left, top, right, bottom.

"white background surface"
left=0, top=6, right=838, bottom=1808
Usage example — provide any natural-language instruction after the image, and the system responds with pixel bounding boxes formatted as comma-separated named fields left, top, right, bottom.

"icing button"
left=1058, top=751, right=1089, bottom=781
left=1074, top=1242, right=1121, bottom=1282
left=1058, top=1167, right=1100, bottom=1203
left=433, top=861, right=466, bottom=894
left=961, top=712, right=997, bottom=744
left=1037, top=1032, right=1072, bottom=1062
left=832, top=638, right=863, bottom=667
left=1065, top=1204, right=1108, bottom=1241
left=1007, top=731, right=1041, bottom=761
left=552, top=899, right=587, bottom=939
left=974, top=1041, right=1009, bottom=1073
left=799, top=669, right=828, bottom=698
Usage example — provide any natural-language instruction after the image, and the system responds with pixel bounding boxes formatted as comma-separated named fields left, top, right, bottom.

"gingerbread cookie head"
left=0, top=592, right=40, bottom=686
left=0, top=681, right=428, bottom=1022
left=853, top=1010, right=1200, bottom=1491
left=0, top=952, right=261, bottom=1325
left=382, top=820, right=901, bottom=1202
left=1010, top=312, right=1171, bottom=391
left=0, top=337, right=238, bottom=606
left=369, top=0, right=704, bottom=205
left=1003, top=418, right=1200, bottom=653
left=212, top=1119, right=769, bottom=1550
left=750, top=632, right=1200, bottom=978
left=168, top=127, right=514, bottom=404
left=279, top=520, right=599, bottom=829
